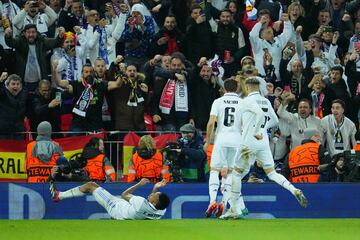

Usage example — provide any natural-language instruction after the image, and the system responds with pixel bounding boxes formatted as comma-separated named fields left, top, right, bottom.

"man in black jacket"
left=29, top=79, right=62, bottom=138
left=0, top=74, right=27, bottom=139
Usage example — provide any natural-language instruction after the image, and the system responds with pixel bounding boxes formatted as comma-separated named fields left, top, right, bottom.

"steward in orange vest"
left=283, top=129, right=331, bottom=183
left=128, top=149, right=170, bottom=183
left=128, top=135, right=170, bottom=183
left=82, top=137, right=116, bottom=182
left=25, top=121, right=63, bottom=182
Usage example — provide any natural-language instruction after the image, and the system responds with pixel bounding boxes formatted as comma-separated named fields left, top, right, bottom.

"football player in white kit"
left=222, top=77, right=308, bottom=219
left=49, top=178, right=169, bottom=220
left=204, top=78, right=264, bottom=218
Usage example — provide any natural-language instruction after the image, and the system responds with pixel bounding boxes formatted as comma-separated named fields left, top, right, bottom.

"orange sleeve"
left=161, top=165, right=171, bottom=183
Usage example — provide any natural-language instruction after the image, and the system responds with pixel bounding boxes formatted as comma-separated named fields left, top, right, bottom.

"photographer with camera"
left=128, top=135, right=170, bottom=183
left=49, top=155, right=89, bottom=182
left=321, top=150, right=360, bottom=182
left=25, top=121, right=63, bottom=182
left=164, top=123, right=207, bottom=182
left=81, top=137, right=116, bottom=182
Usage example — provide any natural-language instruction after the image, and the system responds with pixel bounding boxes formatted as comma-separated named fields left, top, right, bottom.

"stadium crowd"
left=1, top=0, right=360, bottom=183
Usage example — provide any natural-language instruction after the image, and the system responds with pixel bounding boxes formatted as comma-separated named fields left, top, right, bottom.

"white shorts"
left=210, top=144, right=240, bottom=170
left=93, top=187, right=130, bottom=220
left=235, top=145, right=274, bottom=172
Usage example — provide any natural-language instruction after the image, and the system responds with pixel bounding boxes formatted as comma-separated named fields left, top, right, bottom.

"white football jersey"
left=246, top=92, right=279, bottom=131
left=210, top=93, right=243, bottom=147
left=242, top=92, right=278, bottom=147
left=126, top=196, right=166, bottom=220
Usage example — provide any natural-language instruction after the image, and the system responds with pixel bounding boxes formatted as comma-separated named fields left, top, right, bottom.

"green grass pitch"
left=1, top=219, right=359, bottom=240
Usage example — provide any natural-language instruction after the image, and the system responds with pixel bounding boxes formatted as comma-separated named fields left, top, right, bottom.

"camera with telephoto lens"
left=58, top=155, right=87, bottom=175
left=342, top=150, right=360, bottom=167
left=161, top=142, right=183, bottom=182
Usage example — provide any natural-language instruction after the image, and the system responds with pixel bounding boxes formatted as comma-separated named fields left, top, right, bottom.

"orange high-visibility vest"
left=26, top=141, right=60, bottom=182
left=128, top=151, right=170, bottom=182
left=83, top=153, right=115, bottom=182
left=288, top=142, right=321, bottom=183
left=207, top=144, right=214, bottom=168
left=353, top=144, right=360, bottom=151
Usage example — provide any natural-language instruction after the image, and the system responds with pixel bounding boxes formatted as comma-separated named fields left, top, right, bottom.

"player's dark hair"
left=155, top=193, right=170, bottom=210
left=223, top=78, right=238, bottom=92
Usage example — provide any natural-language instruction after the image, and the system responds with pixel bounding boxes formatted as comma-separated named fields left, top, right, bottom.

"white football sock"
left=230, top=171, right=243, bottom=212
left=59, top=186, right=86, bottom=200
left=267, top=170, right=297, bottom=195
left=209, top=170, right=220, bottom=203
left=221, top=173, right=232, bottom=207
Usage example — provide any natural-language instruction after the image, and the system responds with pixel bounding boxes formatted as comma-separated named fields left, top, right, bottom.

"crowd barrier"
left=0, top=183, right=359, bottom=219
left=0, top=131, right=179, bottom=182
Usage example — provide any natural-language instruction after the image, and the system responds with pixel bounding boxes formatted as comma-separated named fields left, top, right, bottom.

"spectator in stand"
left=280, top=44, right=310, bottom=98
left=226, top=0, right=244, bottom=27
left=249, top=12, right=293, bottom=81
left=13, top=0, right=57, bottom=36
left=0, top=73, right=27, bottom=140
left=283, top=128, right=331, bottom=183
left=83, top=9, right=113, bottom=66
left=320, top=99, right=356, bottom=157
left=300, top=74, right=336, bottom=119
left=256, top=0, right=282, bottom=22
left=128, top=134, right=170, bottom=183
left=47, top=0, right=62, bottom=38
left=110, top=63, right=149, bottom=132
left=120, top=3, right=156, bottom=68
left=184, top=5, right=214, bottom=65
left=5, top=24, right=64, bottom=92
left=192, top=58, right=220, bottom=131
left=82, top=137, right=116, bottom=182
left=150, top=14, right=184, bottom=57
left=235, top=56, right=268, bottom=97
left=52, top=61, right=123, bottom=132
left=25, top=121, right=63, bottom=182
left=328, top=65, right=356, bottom=122
left=55, top=30, right=86, bottom=82
left=94, top=57, right=113, bottom=130
left=152, top=55, right=194, bottom=131
left=58, top=0, right=86, bottom=32
left=29, top=79, right=62, bottom=138
left=209, top=8, right=247, bottom=78
left=0, top=14, right=13, bottom=73
left=0, top=0, right=21, bottom=26
left=287, top=1, right=307, bottom=41
left=277, top=91, right=321, bottom=149
left=295, top=27, right=337, bottom=77
left=345, top=50, right=360, bottom=125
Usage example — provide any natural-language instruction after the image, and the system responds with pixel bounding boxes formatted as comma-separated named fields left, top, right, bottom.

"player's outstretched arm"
left=121, top=178, right=150, bottom=201
left=152, top=179, right=167, bottom=194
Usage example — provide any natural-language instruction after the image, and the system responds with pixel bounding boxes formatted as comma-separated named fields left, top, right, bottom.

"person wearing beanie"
left=172, top=122, right=206, bottom=183
left=283, top=127, right=332, bottom=183
left=25, top=121, right=64, bottom=182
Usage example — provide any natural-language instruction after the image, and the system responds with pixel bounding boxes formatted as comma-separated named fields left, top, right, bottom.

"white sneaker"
left=219, top=208, right=239, bottom=220
left=295, top=189, right=308, bottom=208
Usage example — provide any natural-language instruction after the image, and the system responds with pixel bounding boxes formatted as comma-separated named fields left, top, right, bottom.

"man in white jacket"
left=277, top=91, right=321, bottom=149
left=249, top=13, right=293, bottom=81
left=320, top=99, right=356, bottom=157
left=13, top=0, right=57, bottom=36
